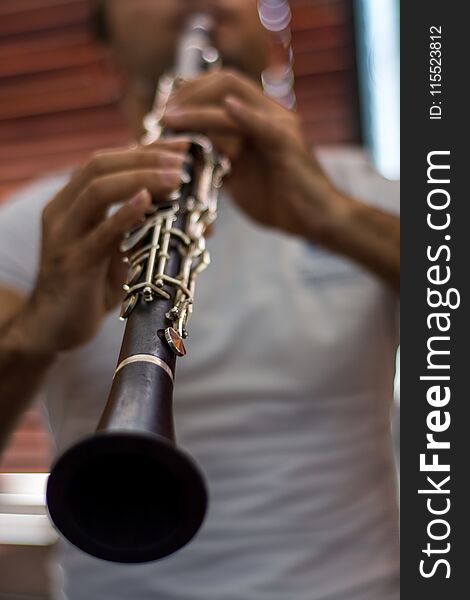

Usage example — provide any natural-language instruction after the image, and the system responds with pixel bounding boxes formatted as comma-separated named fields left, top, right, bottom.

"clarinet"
left=46, top=14, right=229, bottom=564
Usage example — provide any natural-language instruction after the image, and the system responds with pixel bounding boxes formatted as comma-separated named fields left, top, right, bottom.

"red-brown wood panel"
left=0, top=0, right=360, bottom=473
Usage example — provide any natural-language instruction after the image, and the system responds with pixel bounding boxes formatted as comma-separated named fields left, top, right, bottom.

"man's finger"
left=52, top=141, right=188, bottom=214
left=223, top=96, right=289, bottom=148
left=145, top=138, right=191, bottom=152
left=163, top=107, right=239, bottom=134
left=167, top=70, right=265, bottom=110
left=208, top=133, right=243, bottom=161
left=78, top=189, right=152, bottom=265
left=64, top=168, right=182, bottom=238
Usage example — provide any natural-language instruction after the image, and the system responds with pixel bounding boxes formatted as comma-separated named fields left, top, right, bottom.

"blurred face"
left=106, top=0, right=269, bottom=82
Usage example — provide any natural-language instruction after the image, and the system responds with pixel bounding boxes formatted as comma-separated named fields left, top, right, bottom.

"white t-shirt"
left=0, top=147, right=400, bottom=600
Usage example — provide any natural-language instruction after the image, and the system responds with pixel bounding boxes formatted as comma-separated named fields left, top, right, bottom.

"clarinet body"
left=46, top=14, right=229, bottom=564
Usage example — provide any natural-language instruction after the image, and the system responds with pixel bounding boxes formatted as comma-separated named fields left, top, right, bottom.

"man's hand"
left=163, top=71, right=399, bottom=289
left=163, top=70, right=342, bottom=240
left=24, top=139, right=187, bottom=354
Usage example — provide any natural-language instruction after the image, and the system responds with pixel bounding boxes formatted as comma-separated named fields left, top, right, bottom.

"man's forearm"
left=315, top=190, right=400, bottom=291
left=0, top=307, right=55, bottom=452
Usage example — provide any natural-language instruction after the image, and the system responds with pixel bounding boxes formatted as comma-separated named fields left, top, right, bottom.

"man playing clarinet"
left=0, top=2, right=399, bottom=599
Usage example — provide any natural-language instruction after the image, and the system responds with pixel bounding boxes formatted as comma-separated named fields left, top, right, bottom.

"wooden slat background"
left=0, top=0, right=360, bottom=473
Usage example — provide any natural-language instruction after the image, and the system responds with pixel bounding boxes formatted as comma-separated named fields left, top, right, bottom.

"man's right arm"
left=0, top=140, right=187, bottom=451
left=0, top=288, right=55, bottom=452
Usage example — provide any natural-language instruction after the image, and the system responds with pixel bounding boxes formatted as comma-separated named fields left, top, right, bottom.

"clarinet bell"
left=46, top=429, right=207, bottom=563
left=46, top=348, right=207, bottom=564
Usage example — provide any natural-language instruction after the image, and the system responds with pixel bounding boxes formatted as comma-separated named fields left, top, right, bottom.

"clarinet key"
left=164, top=327, right=187, bottom=356
left=120, top=294, right=138, bottom=320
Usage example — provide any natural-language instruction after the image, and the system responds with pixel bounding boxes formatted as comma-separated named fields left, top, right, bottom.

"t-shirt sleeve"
left=315, top=146, right=400, bottom=216
left=0, top=175, right=67, bottom=295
